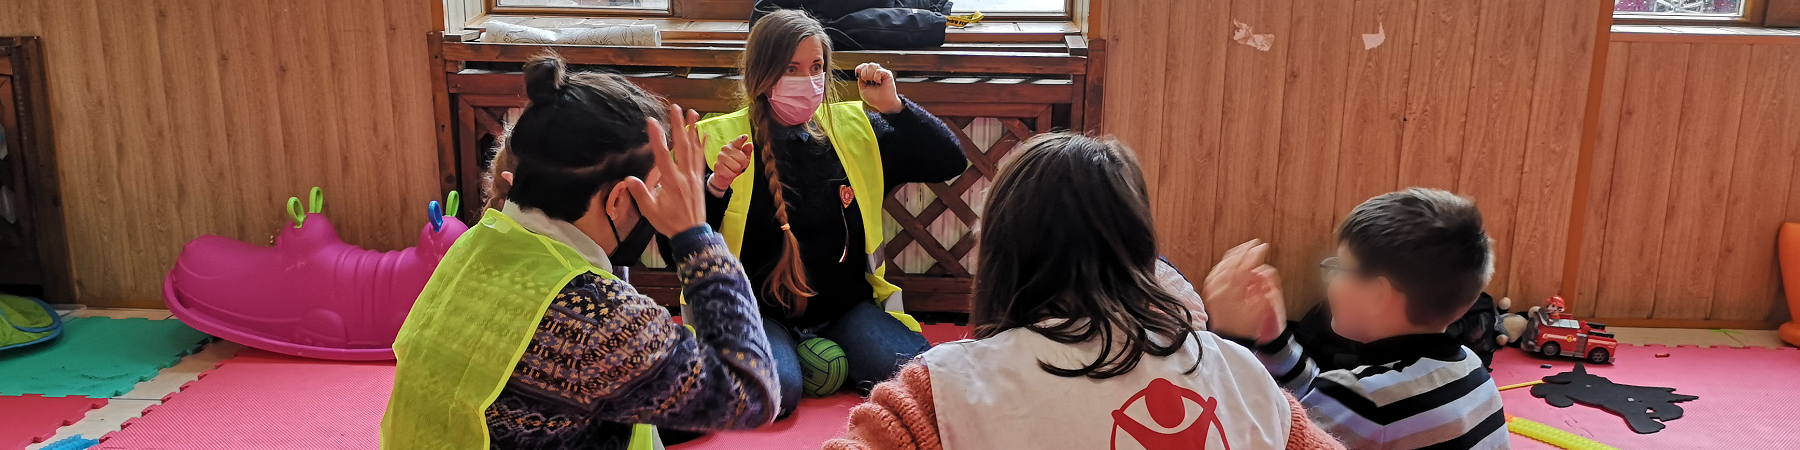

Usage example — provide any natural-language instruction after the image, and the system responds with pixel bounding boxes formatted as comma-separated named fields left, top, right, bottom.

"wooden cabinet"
left=0, top=36, right=73, bottom=303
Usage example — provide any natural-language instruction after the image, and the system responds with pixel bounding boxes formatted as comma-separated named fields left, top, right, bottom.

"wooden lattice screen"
left=883, top=111, right=1047, bottom=276
left=432, top=36, right=1105, bottom=312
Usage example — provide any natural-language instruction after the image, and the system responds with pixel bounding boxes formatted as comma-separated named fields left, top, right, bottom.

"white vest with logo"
left=924, top=322, right=1292, bottom=450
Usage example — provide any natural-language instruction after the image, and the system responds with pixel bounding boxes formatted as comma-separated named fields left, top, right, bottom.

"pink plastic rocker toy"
left=164, top=188, right=468, bottom=361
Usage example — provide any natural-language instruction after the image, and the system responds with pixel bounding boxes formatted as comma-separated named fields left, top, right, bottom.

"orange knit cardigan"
left=823, top=363, right=1345, bottom=450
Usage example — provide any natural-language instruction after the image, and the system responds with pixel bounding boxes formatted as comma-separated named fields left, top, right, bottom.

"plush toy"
left=1502, top=295, right=1572, bottom=348
left=1445, top=292, right=1504, bottom=367
left=1496, top=297, right=1528, bottom=347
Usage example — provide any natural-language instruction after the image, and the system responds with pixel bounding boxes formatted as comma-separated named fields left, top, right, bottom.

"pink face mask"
left=769, top=74, right=826, bottom=126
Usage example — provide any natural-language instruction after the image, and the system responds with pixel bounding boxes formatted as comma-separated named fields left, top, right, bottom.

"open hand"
left=1203, top=240, right=1288, bottom=344
left=710, top=134, right=752, bottom=194
left=622, top=103, right=707, bottom=237
left=855, top=62, right=902, bottom=114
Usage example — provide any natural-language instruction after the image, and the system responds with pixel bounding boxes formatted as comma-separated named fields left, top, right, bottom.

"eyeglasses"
left=1318, top=256, right=1365, bottom=283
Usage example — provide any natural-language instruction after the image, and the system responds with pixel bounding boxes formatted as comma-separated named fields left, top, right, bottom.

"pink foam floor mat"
left=672, top=393, right=865, bottom=450
left=93, top=349, right=394, bottom=450
left=0, top=395, right=106, bottom=449
left=1489, top=344, right=1800, bottom=449
left=90, top=323, right=969, bottom=450
left=919, top=323, right=970, bottom=345
left=673, top=323, right=968, bottom=449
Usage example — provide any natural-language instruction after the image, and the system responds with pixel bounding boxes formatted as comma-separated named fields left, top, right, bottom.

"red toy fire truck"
left=1520, top=296, right=1617, bottom=364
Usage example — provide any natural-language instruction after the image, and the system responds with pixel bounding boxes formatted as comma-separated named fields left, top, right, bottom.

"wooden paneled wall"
left=1100, top=0, right=1607, bottom=315
left=0, top=0, right=444, bottom=308
left=3, top=0, right=1794, bottom=326
left=1575, top=35, right=1800, bottom=327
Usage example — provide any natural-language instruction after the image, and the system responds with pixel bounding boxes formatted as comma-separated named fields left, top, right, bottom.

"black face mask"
left=606, top=207, right=656, bottom=270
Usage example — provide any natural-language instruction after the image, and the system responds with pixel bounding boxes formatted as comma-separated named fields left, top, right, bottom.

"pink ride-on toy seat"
left=164, top=188, right=467, bottom=361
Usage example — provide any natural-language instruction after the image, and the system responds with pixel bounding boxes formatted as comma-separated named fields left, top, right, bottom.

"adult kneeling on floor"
left=381, top=52, right=778, bottom=450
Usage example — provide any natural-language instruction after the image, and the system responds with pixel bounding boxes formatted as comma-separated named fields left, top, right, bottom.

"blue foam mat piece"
left=40, top=434, right=99, bottom=450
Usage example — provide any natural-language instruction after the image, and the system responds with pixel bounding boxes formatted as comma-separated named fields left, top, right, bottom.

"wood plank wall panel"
left=7, top=0, right=1788, bottom=325
left=1572, top=44, right=1631, bottom=318
left=1650, top=43, right=1749, bottom=320
left=1210, top=0, right=1291, bottom=280
left=1396, top=0, right=1479, bottom=192
left=1594, top=42, right=1691, bottom=319
left=1142, top=0, right=1225, bottom=288
left=0, top=0, right=442, bottom=308
left=1715, top=45, right=1800, bottom=322
left=1508, top=0, right=1604, bottom=307
left=1104, top=0, right=1600, bottom=311
left=1271, top=0, right=1352, bottom=310
left=1451, top=0, right=1542, bottom=306
left=1582, top=39, right=1800, bottom=325
left=1332, top=0, right=1416, bottom=234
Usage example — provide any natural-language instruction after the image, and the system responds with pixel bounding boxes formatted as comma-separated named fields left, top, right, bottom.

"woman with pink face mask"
left=694, top=9, right=967, bottom=419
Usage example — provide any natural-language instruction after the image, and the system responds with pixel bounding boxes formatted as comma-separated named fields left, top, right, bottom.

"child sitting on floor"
left=823, top=133, right=1343, bottom=450
left=1206, top=188, right=1507, bottom=449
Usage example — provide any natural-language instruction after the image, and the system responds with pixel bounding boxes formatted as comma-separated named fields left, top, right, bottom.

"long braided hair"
left=741, top=10, right=839, bottom=315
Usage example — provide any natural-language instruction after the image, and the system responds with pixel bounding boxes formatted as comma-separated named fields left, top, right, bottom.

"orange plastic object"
left=1778, top=223, right=1800, bottom=347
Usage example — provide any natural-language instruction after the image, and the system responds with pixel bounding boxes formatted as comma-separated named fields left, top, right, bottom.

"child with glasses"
left=1205, top=188, right=1507, bottom=450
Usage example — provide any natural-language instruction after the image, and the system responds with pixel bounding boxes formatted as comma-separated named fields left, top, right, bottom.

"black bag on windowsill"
left=752, top=0, right=954, bottom=50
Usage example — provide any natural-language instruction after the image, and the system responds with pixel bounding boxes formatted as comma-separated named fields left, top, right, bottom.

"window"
left=464, top=0, right=1082, bottom=28
left=494, top=0, right=670, bottom=13
left=1614, top=0, right=1759, bottom=23
left=954, top=0, right=1067, bottom=15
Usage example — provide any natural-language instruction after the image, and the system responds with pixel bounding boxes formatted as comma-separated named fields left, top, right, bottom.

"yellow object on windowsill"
left=947, top=11, right=985, bottom=28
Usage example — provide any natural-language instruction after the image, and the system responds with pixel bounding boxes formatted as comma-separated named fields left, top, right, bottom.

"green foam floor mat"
left=0, top=317, right=212, bottom=397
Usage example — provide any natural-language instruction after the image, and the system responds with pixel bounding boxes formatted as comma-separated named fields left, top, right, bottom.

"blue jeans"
left=763, top=301, right=930, bottom=418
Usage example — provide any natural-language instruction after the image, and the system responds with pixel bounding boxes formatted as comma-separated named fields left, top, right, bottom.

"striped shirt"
left=1253, top=332, right=1508, bottom=450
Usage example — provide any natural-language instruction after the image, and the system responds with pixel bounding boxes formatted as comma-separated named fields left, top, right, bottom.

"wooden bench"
left=429, top=29, right=1107, bottom=313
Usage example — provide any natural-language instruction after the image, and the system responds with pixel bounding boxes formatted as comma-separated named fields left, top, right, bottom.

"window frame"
left=487, top=0, right=673, bottom=18
left=479, top=0, right=1076, bottom=22
left=952, top=0, right=1075, bottom=20
left=1611, top=0, right=1769, bottom=27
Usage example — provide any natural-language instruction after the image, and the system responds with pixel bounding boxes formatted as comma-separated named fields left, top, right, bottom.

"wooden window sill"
left=473, top=15, right=1080, bottom=44
left=1611, top=24, right=1800, bottom=44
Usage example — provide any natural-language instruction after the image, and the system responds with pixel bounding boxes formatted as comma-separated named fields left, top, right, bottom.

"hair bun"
left=523, top=51, right=567, bottom=104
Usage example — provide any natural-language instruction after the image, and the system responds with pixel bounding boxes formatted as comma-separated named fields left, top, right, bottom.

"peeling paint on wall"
left=1231, top=20, right=1274, bottom=51
left=1362, top=22, right=1386, bottom=50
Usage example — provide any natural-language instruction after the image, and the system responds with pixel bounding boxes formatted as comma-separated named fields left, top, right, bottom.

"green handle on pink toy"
left=445, top=191, right=460, bottom=219
left=286, top=187, right=325, bottom=228
left=287, top=198, right=305, bottom=228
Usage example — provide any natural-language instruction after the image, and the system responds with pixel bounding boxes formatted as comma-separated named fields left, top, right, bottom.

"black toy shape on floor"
left=1529, top=363, right=1698, bottom=434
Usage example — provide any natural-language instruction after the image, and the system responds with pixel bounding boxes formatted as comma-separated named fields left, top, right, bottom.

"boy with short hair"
left=1207, top=188, right=1506, bottom=450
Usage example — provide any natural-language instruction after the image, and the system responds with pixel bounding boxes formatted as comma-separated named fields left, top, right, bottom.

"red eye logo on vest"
left=1111, top=378, right=1230, bottom=450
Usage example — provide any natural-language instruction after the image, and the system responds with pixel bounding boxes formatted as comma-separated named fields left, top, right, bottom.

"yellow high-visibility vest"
left=381, top=209, right=654, bottom=450
left=695, top=102, right=901, bottom=304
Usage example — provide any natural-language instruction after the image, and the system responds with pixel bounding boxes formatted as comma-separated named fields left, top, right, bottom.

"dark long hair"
left=503, top=51, right=665, bottom=222
left=739, top=9, right=840, bottom=315
left=972, top=133, right=1201, bottom=379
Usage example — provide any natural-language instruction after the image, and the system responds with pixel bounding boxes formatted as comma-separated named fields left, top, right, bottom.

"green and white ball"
left=799, top=337, right=848, bottom=396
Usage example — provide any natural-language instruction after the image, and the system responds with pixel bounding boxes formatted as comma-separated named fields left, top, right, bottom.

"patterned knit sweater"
left=824, top=363, right=1347, bottom=450
left=485, top=227, right=778, bottom=450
